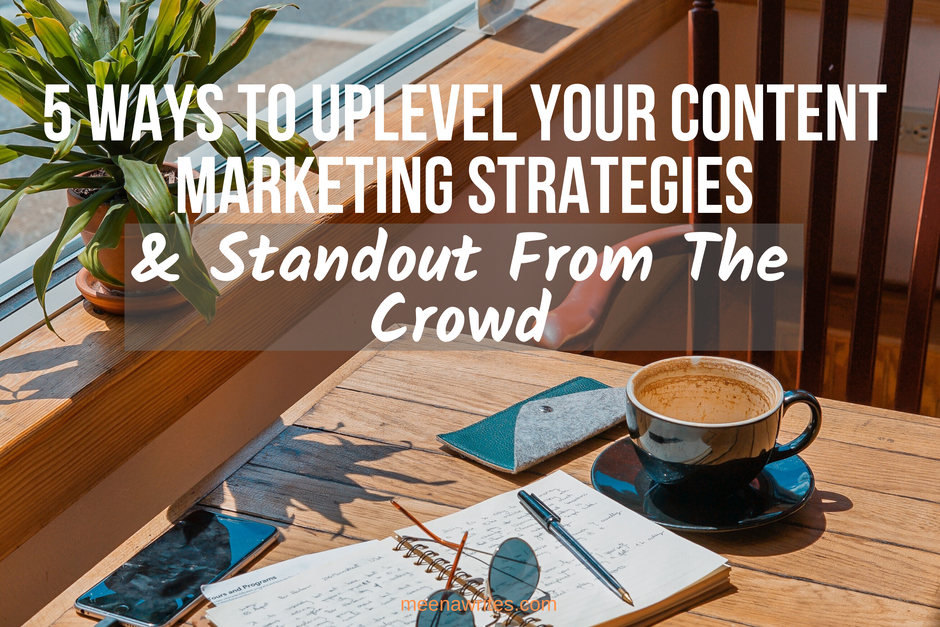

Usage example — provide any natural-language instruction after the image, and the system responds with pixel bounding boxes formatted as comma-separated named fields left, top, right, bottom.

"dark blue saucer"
left=591, top=438, right=815, bottom=533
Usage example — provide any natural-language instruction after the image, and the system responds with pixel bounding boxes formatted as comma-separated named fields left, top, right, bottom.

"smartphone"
left=75, top=510, right=277, bottom=627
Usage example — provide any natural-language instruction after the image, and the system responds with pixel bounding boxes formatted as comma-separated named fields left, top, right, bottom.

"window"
left=0, top=0, right=477, bottom=338
left=0, top=0, right=469, bottom=264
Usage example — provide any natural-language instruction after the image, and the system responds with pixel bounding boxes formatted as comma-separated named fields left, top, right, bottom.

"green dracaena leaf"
left=0, top=141, right=89, bottom=162
left=68, top=20, right=100, bottom=62
left=78, top=198, right=129, bottom=286
left=226, top=111, right=315, bottom=162
left=30, top=15, right=92, bottom=85
left=210, top=123, right=248, bottom=173
left=135, top=0, right=181, bottom=79
left=176, top=0, right=221, bottom=86
left=6, top=21, right=44, bottom=56
left=3, top=47, right=69, bottom=93
left=146, top=49, right=197, bottom=91
left=129, top=110, right=206, bottom=161
left=3, top=63, right=91, bottom=123
left=0, top=122, right=109, bottom=156
left=116, top=0, right=153, bottom=40
left=0, top=68, right=45, bottom=122
left=21, top=0, right=55, bottom=19
left=117, top=155, right=174, bottom=223
left=0, top=174, right=112, bottom=190
left=167, top=0, right=204, bottom=52
left=0, top=159, right=104, bottom=237
left=37, top=0, right=78, bottom=27
left=17, top=21, right=36, bottom=38
left=107, top=27, right=133, bottom=63
left=1, top=15, right=42, bottom=61
left=51, top=118, right=85, bottom=159
left=130, top=0, right=154, bottom=38
left=156, top=81, right=194, bottom=117
left=131, top=200, right=218, bottom=323
left=0, top=146, right=21, bottom=165
left=92, top=58, right=111, bottom=86
left=34, top=183, right=119, bottom=334
left=86, top=0, right=119, bottom=54
left=194, top=4, right=296, bottom=85
left=0, top=15, right=37, bottom=49
left=0, top=50, right=43, bottom=87
left=102, top=29, right=137, bottom=83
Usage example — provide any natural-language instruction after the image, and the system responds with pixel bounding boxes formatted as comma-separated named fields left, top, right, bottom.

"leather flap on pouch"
left=437, top=377, right=625, bottom=473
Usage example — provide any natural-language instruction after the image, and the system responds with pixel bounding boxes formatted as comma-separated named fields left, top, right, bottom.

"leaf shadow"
left=216, top=423, right=459, bottom=540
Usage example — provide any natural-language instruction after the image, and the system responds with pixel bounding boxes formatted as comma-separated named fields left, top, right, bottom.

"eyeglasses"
left=393, top=502, right=543, bottom=627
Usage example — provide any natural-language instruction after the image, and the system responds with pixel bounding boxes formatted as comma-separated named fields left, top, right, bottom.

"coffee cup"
left=624, top=356, right=822, bottom=495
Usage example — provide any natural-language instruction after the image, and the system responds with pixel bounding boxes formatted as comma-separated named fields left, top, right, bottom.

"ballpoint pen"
left=518, top=490, right=634, bottom=606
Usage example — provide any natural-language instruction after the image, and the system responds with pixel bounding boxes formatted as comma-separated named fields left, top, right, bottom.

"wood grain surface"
left=34, top=337, right=940, bottom=627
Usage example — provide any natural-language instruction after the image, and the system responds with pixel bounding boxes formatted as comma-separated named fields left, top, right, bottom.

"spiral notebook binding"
left=393, top=534, right=553, bottom=627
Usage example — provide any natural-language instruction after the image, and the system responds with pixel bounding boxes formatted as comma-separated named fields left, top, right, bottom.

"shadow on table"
left=692, top=489, right=854, bottom=557
left=232, top=425, right=461, bottom=538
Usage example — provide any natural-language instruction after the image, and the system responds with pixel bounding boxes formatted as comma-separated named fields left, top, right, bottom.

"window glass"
left=0, top=0, right=452, bottom=263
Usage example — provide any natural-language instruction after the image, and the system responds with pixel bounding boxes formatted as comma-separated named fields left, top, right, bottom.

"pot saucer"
left=591, top=438, right=814, bottom=533
left=76, top=269, right=187, bottom=315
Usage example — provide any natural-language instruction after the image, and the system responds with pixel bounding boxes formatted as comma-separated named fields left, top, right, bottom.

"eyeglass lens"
left=488, top=538, right=540, bottom=611
left=415, top=589, right=474, bottom=627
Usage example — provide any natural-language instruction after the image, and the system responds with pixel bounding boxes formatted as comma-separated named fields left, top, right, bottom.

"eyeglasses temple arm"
left=391, top=500, right=461, bottom=550
left=446, top=532, right=469, bottom=589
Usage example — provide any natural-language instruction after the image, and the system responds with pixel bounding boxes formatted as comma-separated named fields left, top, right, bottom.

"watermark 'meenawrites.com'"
left=402, top=597, right=557, bottom=613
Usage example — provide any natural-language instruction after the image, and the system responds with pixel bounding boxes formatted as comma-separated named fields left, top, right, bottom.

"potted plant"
left=0, top=0, right=316, bottom=331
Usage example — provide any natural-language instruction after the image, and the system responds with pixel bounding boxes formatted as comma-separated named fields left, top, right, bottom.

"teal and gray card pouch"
left=437, top=377, right=625, bottom=474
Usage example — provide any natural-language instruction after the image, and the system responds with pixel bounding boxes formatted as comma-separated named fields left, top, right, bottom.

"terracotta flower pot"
left=71, top=163, right=199, bottom=314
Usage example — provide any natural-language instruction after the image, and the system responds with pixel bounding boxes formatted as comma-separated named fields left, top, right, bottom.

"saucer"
left=76, top=269, right=187, bottom=315
left=591, top=438, right=815, bottom=533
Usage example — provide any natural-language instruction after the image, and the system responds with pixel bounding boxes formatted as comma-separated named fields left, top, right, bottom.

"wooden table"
left=35, top=336, right=940, bottom=626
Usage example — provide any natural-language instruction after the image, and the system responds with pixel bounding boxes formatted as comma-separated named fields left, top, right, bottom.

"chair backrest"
left=539, top=1, right=940, bottom=414
left=689, top=0, right=940, bottom=413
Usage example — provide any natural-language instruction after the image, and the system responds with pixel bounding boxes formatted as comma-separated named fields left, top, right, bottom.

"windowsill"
left=0, top=0, right=689, bottom=563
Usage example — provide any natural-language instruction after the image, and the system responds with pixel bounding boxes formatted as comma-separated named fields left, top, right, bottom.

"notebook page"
left=202, top=540, right=381, bottom=604
left=205, top=537, right=446, bottom=627
left=396, top=471, right=727, bottom=626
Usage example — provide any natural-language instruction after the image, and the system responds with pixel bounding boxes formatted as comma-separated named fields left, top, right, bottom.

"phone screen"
left=76, top=510, right=276, bottom=627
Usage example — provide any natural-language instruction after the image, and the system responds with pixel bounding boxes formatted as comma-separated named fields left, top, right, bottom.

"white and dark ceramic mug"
left=624, top=356, right=822, bottom=495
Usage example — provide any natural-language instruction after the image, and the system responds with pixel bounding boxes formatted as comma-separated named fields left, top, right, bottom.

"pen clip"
left=518, top=490, right=560, bottom=530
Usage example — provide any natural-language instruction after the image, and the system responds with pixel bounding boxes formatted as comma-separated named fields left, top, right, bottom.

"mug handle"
left=768, top=390, right=823, bottom=463
left=624, top=395, right=639, bottom=439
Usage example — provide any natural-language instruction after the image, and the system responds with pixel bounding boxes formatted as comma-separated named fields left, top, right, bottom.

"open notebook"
left=204, top=471, right=730, bottom=627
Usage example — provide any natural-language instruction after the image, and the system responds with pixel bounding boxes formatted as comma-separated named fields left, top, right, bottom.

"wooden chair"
left=538, top=0, right=940, bottom=414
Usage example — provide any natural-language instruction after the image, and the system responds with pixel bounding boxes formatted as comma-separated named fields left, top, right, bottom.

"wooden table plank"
left=338, top=351, right=634, bottom=415
left=684, top=569, right=936, bottom=627
left=777, top=402, right=940, bottom=460
left=201, top=463, right=460, bottom=540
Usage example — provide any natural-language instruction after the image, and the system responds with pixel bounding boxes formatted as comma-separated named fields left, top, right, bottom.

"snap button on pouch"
left=539, top=405, right=553, bottom=413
